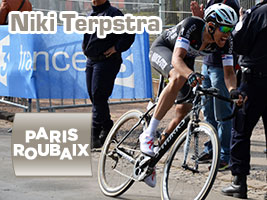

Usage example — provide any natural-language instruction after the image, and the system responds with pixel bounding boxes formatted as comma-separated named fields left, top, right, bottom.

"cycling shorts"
left=149, top=36, right=194, bottom=100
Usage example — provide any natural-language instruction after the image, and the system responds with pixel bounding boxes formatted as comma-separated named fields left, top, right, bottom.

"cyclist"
left=140, top=3, right=242, bottom=187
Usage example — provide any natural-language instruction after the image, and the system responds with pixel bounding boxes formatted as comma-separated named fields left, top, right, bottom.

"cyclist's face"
left=213, top=27, right=231, bottom=48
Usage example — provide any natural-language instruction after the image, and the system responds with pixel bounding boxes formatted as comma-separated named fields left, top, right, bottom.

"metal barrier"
left=0, top=97, right=32, bottom=112
left=35, top=98, right=150, bottom=112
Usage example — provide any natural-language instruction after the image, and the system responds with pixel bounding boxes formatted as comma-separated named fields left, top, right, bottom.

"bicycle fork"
left=182, top=120, right=200, bottom=173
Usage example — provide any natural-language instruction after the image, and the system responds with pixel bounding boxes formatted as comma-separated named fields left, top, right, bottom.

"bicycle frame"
left=113, top=81, right=234, bottom=178
left=111, top=102, right=192, bottom=179
left=114, top=86, right=203, bottom=172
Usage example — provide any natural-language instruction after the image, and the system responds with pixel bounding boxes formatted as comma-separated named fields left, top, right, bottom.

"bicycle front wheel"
left=98, top=109, right=146, bottom=197
left=161, top=122, right=220, bottom=200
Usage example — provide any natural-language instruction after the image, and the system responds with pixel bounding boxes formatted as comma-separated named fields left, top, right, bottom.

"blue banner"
left=0, top=26, right=152, bottom=99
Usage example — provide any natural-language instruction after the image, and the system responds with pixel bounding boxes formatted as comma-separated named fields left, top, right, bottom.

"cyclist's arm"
left=171, top=47, right=193, bottom=79
left=171, top=36, right=193, bottom=79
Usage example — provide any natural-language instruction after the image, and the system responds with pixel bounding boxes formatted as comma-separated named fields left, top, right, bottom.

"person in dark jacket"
left=0, top=0, right=32, bottom=25
left=82, top=0, right=135, bottom=149
left=222, top=0, right=267, bottom=198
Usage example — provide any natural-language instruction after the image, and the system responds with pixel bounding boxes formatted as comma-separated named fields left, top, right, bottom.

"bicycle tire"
left=98, top=109, right=146, bottom=197
left=161, top=122, right=220, bottom=200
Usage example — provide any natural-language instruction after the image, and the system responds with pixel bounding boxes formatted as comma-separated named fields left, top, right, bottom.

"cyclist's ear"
left=207, top=22, right=216, bottom=34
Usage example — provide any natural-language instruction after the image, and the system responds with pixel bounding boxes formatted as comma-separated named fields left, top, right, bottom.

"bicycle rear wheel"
left=161, top=122, right=220, bottom=200
left=98, top=109, right=146, bottom=197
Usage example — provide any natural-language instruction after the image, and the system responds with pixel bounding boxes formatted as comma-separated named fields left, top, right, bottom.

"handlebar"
left=174, top=85, right=233, bottom=104
left=198, top=87, right=233, bottom=103
left=174, top=84, right=243, bottom=121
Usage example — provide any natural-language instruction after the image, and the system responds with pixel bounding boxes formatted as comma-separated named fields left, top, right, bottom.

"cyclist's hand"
left=230, top=89, right=247, bottom=107
left=187, top=72, right=204, bottom=87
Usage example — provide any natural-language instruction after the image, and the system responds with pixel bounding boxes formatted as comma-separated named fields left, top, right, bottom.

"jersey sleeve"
left=174, top=37, right=190, bottom=51
left=174, top=17, right=204, bottom=51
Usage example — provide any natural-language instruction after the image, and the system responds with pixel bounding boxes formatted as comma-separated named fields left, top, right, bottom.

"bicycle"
left=98, top=75, right=235, bottom=200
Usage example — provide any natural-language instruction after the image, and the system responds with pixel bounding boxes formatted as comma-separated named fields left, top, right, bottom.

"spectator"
left=222, top=0, right=267, bottom=198
left=190, top=0, right=240, bottom=171
left=0, top=0, right=32, bottom=25
left=82, top=0, right=135, bottom=149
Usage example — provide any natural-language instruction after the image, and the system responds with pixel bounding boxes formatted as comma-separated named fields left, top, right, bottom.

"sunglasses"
left=218, top=26, right=234, bottom=33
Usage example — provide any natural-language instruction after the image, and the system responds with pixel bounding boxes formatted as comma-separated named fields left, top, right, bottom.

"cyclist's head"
left=204, top=3, right=238, bottom=28
left=204, top=3, right=238, bottom=47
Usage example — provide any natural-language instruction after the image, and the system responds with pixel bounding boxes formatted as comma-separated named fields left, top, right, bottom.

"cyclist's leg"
left=149, top=39, right=195, bottom=122
left=209, top=66, right=232, bottom=164
left=140, top=39, right=174, bottom=156
left=201, top=64, right=218, bottom=154
left=141, top=69, right=188, bottom=186
left=140, top=38, right=187, bottom=155
left=152, top=62, right=187, bottom=120
left=140, top=38, right=192, bottom=187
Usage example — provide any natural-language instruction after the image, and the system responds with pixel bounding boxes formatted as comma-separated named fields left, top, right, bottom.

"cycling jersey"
left=149, top=16, right=234, bottom=99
